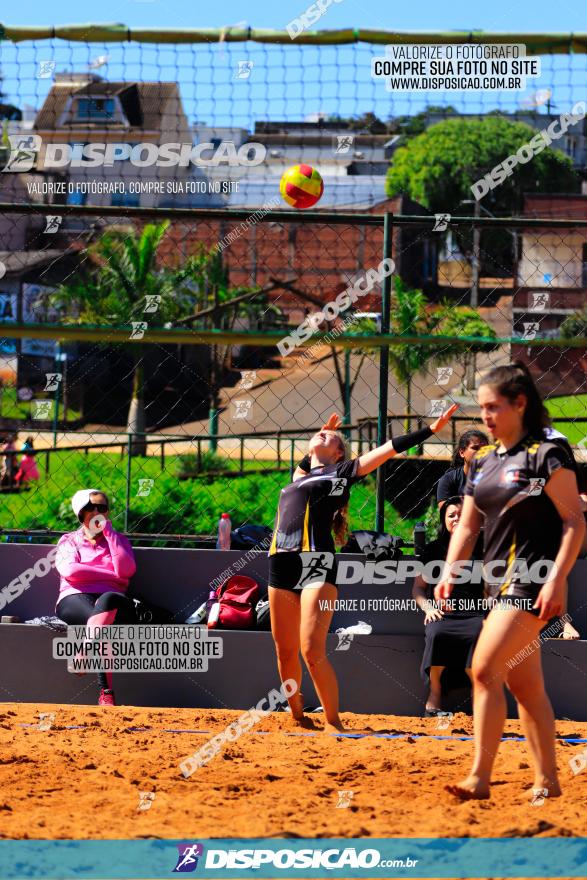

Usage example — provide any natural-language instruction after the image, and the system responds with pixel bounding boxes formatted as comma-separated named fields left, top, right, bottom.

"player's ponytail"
left=479, top=361, right=551, bottom=439
left=333, top=505, right=349, bottom=546
left=332, top=432, right=351, bottom=546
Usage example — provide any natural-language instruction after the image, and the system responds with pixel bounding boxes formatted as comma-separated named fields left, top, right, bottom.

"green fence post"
left=124, top=433, right=132, bottom=533
left=376, top=212, right=393, bottom=533
left=240, top=437, right=244, bottom=474
left=209, top=407, right=218, bottom=453
left=289, top=439, right=295, bottom=481
left=343, top=349, right=351, bottom=438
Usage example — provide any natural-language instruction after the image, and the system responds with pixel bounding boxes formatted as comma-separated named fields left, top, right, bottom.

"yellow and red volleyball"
left=279, top=164, right=324, bottom=209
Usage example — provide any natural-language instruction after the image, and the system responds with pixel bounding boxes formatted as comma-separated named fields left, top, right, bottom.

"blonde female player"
left=436, top=362, right=585, bottom=800
left=268, top=404, right=458, bottom=733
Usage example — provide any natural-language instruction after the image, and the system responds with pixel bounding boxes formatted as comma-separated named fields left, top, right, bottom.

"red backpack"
left=213, top=575, right=260, bottom=629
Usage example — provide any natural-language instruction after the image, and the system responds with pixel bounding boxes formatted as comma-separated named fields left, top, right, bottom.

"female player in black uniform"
left=436, top=362, right=585, bottom=800
left=269, top=404, right=458, bottom=732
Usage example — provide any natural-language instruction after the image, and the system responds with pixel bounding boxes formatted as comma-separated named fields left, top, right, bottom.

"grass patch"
left=0, top=385, right=81, bottom=422
left=546, top=395, right=587, bottom=445
left=1, top=451, right=419, bottom=544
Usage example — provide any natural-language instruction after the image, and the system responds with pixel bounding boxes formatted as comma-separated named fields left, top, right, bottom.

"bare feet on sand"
left=322, top=722, right=374, bottom=734
left=445, top=776, right=490, bottom=800
left=290, top=715, right=318, bottom=730
left=530, top=778, right=562, bottom=800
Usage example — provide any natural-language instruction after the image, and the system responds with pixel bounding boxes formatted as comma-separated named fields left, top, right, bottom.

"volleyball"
left=279, top=164, right=324, bottom=209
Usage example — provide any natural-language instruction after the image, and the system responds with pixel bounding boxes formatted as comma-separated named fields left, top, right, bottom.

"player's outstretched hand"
left=322, top=413, right=342, bottom=431
left=430, top=402, right=459, bottom=434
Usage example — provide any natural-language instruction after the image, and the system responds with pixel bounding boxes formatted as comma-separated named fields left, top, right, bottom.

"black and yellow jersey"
left=464, top=435, right=572, bottom=596
left=269, top=459, right=362, bottom=556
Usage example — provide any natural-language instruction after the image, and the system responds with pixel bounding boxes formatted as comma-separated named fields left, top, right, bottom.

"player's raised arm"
left=355, top=403, right=459, bottom=477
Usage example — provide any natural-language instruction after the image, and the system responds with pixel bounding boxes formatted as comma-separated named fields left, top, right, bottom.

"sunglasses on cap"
left=82, top=502, right=109, bottom=514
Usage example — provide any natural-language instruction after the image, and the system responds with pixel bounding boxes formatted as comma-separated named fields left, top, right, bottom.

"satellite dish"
left=519, top=89, right=553, bottom=110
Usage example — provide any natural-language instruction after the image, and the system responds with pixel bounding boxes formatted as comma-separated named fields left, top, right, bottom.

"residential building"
left=512, top=193, right=587, bottom=396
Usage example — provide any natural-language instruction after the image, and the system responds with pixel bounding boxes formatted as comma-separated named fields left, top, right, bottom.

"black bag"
left=230, top=524, right=273, bottom=551
left=341, top=530, right=404, bottom=562
left=255, top=598, right=271, bottom=630
left=131, top=597, right=175, bottom=624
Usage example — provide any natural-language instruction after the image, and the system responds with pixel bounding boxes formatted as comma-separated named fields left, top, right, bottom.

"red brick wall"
left=157, top=199, right=407, bottom=318
left=512, top=344, right=587, bottom=397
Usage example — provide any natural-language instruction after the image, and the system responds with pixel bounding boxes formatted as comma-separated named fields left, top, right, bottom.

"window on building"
left=565, top=136, right=577, bottom=159
left=66, top=189, right=87, bottom=206
left=111, top=193, right=140, bottom=208
left=75, top=97, right=115, bottom=121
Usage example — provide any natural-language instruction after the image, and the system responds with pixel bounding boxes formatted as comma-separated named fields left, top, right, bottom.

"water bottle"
left=205, top=585, right=218, bottom=615
left=207, top=601, right=221, bottom=629
left=414, top=521, right=426, bottom=559
left=185, top=602, right=207, bottom=625
left=216, top=513, right=232, bottom=550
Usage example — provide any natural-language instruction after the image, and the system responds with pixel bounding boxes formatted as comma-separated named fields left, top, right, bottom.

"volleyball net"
left=0, top=27, right=586, bottom=540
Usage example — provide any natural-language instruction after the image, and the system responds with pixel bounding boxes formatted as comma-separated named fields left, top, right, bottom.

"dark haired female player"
left=436, top=429, right=489, bottom=507
left=269, top=404, right=458, bottom=732
left=436, top=362, right=585, bottom=800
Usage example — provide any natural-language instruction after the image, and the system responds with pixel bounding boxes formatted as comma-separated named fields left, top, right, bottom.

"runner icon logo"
left=173, top=843, right=204, bottom=873
left=298, top=551, right=335, bottom=588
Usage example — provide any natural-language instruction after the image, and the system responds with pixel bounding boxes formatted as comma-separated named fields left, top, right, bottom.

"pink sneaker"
left=98, top=689, right=116, bottom=706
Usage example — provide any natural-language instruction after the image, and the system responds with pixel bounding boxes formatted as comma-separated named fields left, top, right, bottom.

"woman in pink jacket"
left=55, top=488, right=137, bottom=706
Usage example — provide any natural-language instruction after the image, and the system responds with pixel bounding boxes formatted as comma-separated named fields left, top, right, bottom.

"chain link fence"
left=0, top=204, right=585, bottom=546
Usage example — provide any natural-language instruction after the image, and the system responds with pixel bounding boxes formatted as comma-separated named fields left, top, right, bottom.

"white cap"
left=71, top=488, right=102, bottom=518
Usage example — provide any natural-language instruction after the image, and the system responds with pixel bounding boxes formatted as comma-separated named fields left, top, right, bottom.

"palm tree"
left=179, top=248, right=282, bottom=449
left=50, top=221, right=196, bottom=454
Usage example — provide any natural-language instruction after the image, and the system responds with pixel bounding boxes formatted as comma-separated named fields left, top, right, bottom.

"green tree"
left=560, top=305, right=587, bottom=339
left=49, top=221, right=195, bottom=453
left=388, top=105, right=458, bottom=140
left=50, top=228, right=282, bottom=453
left=327, top=316, right=379, bottom=430
left=435, top=304, right=499, bottom=391
left=385, top=116, right=579, bottom=215
left=388, top=279, right=497, bottom=431
left=388, top=278, right=445, bottom=433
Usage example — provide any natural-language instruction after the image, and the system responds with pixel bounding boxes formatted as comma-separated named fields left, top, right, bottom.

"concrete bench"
left=1, top=544, right=586, bottom=718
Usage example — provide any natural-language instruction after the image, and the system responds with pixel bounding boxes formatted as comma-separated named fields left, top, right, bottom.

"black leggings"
left=57, top=592, right=137, bottom=692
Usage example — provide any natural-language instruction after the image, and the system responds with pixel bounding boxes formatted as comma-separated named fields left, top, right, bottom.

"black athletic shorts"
left=268, top=551, right=339, bottom=592
left=487, top=585, right=543, bottom=618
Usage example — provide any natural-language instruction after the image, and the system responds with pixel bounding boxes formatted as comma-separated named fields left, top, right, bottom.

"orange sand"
left=1, top=703, right=586, bottom=848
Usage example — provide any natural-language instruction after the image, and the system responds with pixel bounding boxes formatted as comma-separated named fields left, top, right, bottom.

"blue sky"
left=3, top=0, right=585, bottom=31
left=1, top=1, right=585, bottom=128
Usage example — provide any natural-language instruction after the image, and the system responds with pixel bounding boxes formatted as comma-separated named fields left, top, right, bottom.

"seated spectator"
left=14, top=438, right=40, bottom=486
left=55, top=489, right=138, bottom=707
left=436, top=429, right=489, bottom=507
left=1, top=434, right=17, bottom=488
left=412, top=496, right=485, bottom=716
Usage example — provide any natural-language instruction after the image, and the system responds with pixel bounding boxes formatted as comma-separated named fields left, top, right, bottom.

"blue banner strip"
left=1, top=838, right=587, bottom=878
